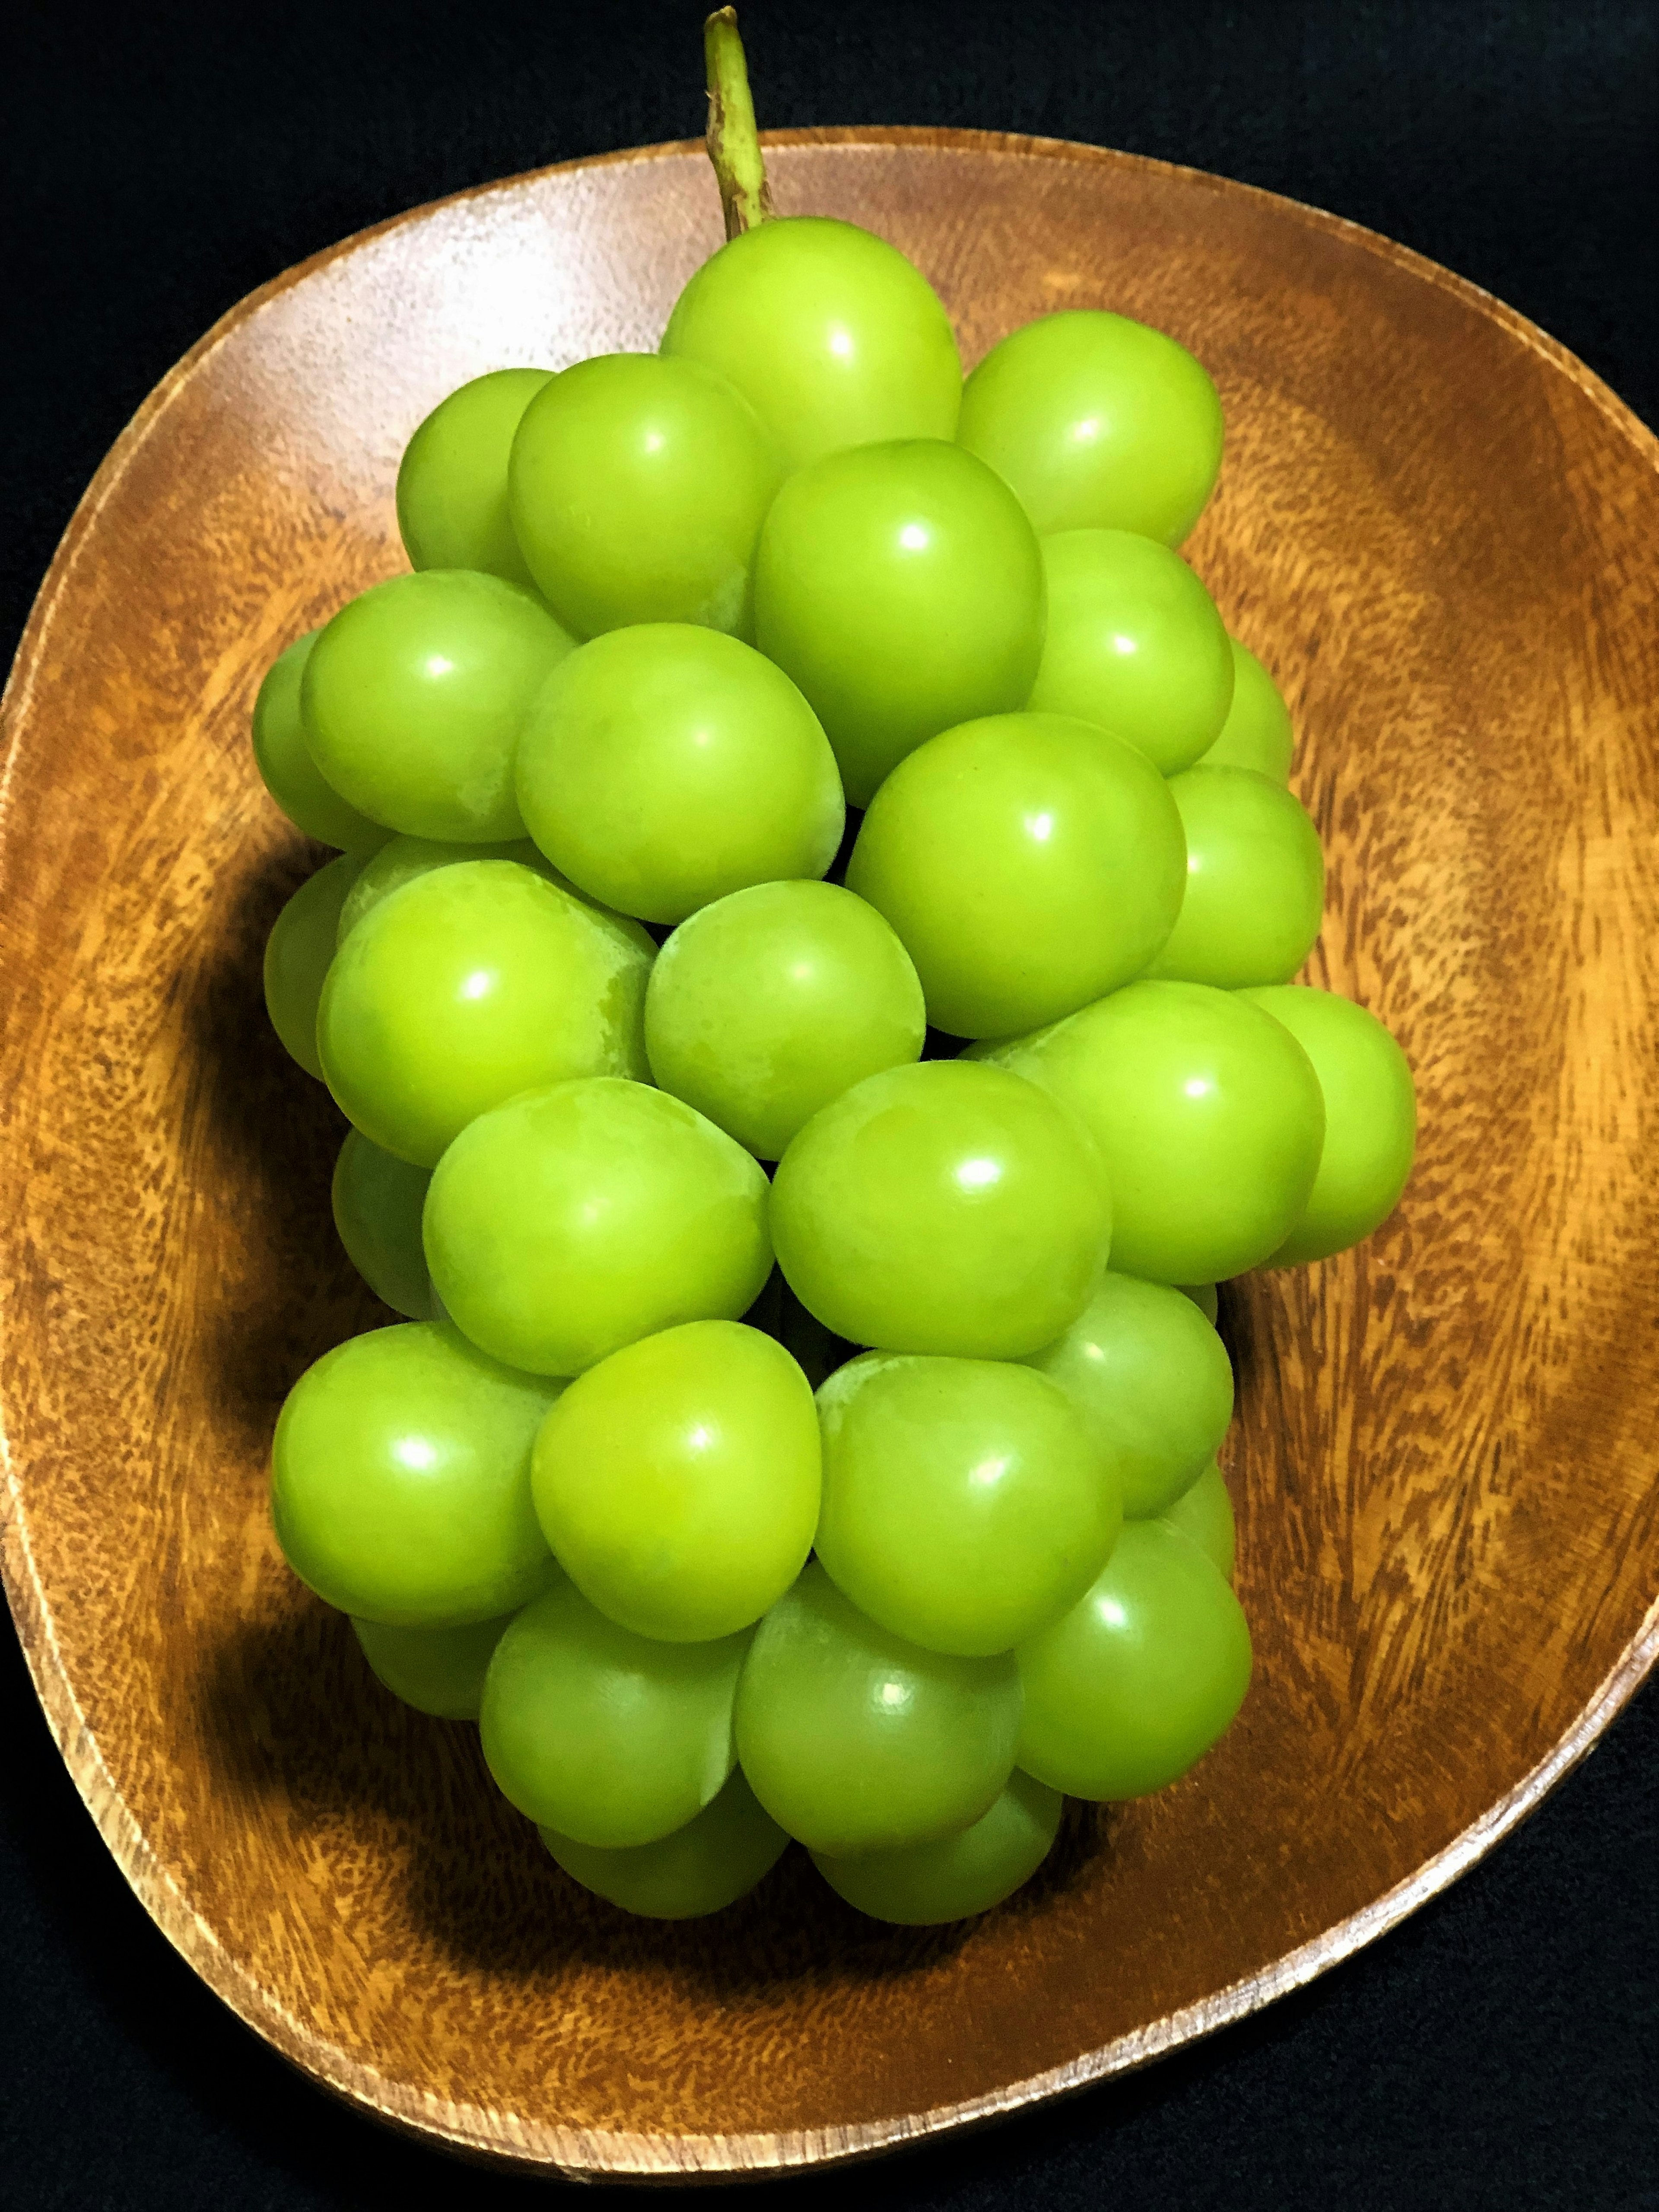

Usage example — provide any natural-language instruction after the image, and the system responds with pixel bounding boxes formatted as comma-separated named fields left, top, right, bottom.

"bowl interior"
left=3, top=131, right=1658, bottom=2180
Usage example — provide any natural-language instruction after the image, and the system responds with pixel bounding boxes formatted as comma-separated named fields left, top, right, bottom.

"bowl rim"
left=3, top=123, right=1658, bottom=2184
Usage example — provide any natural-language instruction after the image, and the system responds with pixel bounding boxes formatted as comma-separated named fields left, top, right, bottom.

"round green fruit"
left=1199, top=638, right=1294, bottom=782
left=1160, top=1460, right=1236, bottom=1582
left=812, top=1770, right=1062, bottom=1925
left=263, top=853, right=360, bottom=1080
left=351, top=1610, right=516, bottom=1719
left=331, top=1129, right=432, bottom=1319
left=396, top=367, right=555, bottom=591
left=1147, top=766, right=1324, bottom=989
left=540, top=1767, right=789, bottom=1920
left=251, top=630, right=390, bottom=854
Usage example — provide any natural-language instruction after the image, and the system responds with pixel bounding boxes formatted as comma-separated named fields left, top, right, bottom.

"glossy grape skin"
left=1181, top=1283, right=1220, bottom=1325
left=1023, top=1272, right=1234, bottom=1519
left=424, top=1078, right=772, bottom=1377
left=814, top=1353, right=1119, bottom=1656
left=1017, top=1519, right=1252, bottom=1799
left=660, top=216, right=962, bottom=474
left=331, top=1129, right=432, bottom=1318
left=1199, top=639, right=1294, bottom=782
left=734, top=1562, right=1022, bottom=1856
left=751, top=440, right=1045, bottom=806
left=1025, top=529, right=1233, bottom=774
left=979, top=981, right=1324, bottom=1284
left=351, top=1610, right=515, bottom=1719
left=480, top=1579, right=747, bottom=1847
left=271, top=1321, right=560, bottom=1627
left=301, top=570, right=576, bottom=842
left=531, top=1321, right=819, bottom=1642
left=1160, top=1460, right=1235, bottom=1582
left=1146, top=767, right=1325, bottom=989
left=317, top=861, right=651, bottom=1168
left=812, top=1770, right=1062, bottom=1925
left=847, top=712, right=1186, bottom=1038
left=645, top=881, right=927, bottom=1159
left=1241, top=986, right=1417, bottom=1265
left=334, top=833, right=652, bottom=952
left=396, top=367, right=554, bottom=591
left=540, top=1767, right=789, bottom=1920
left=263, top=853, right=360, bottom=1080
left=771, top=1059, right=1110, bottom=1359
left=957, top=309, right=1224, bottom=546
left=507, top=353, right=782, bottom=639
left=251, top=630, right=391, bottom=854
left=516, top=626, right=844, bottom=925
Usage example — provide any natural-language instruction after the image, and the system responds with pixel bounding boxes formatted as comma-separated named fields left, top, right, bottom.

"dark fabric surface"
left=3, top=3, right=1656, bottom=2206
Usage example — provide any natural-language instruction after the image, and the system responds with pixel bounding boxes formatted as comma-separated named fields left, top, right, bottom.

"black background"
left=4, top=3, right=1657, bottom=2206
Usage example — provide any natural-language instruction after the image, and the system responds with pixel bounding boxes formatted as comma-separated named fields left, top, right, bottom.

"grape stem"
left=703, top=8, right=774, bottom=239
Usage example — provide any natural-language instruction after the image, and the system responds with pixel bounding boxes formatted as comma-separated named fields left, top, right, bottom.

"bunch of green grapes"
left=253, top=11, right=1416, bottom=1929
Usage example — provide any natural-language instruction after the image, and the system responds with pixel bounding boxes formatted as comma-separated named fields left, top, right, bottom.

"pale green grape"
left=540, top=1768, right=789, bottom=1920
left=251, top=630, right=390, bottom=854
left=397, top=367, right=555, bottom=590
left=812, top=1770, right=1062, bottom=1925
left=351, top=1610, right=516, bottom=1719
left=331, top=1129, right=432, bottom=1319
left=1159, top=1460, right=1235, bottom=1581
left=1199, top=639, right=1294, bottom=782
left=263, top=853, right=360, bottom=1080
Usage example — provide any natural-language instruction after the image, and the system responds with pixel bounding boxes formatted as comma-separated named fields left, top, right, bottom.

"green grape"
left=1159, top=1460, right=1235, bottom=1582
left=263, top=853, right=360, bottom=1080
left=814, top=1353, right=1120, bottom=1656
left=1199, top=639, right=1294, bottom=782
left=957, top=309, right=1224, bottom=545
left=423, top=1078, right=772, bottom=1377
left=812, top=1770, right=1062, bottom=1926
left=751, top=440, right=1044, bottom=807
left=846, top=712, right=1186, bottom=1039
left=660, top=216, right=962, bottom=473
left=334, top=832, right=652, bottom=952
left=1025, top=529, right=1234, bottom=773
left=251, top=630, right=391, bottom=854
left=1017, top=1519, right=1251, bottom=1799
left=771, top=1059, right=1110, bottom=1358
left=396, top=367, right=555, bottom=591
left=1240, top=986, right=1417, bottom=1265
left=270, top=1320, right=560, bottom=1627
left=331, top=1128, right=432, bottom=1318
left=317, top=860, right=651, bottom=1168
left=508, top=353, right=782, bottom=639
left=540, top=1767, right=789, bottom=1920
left=1145, top=766, right=1325, bottom=989
left=515, top=625, right=843, bottom=925
left=1023, top=1272, right=1234, bottom=1519
left=979, top=981, right=1324, bottom=1283
left=301, top=570, right=576, bottom=842
left=351, top=1609, right=515, bottom=1719
left=531, top=1321, right=819, bottom=1641
left=1180, top=1283, right=1220, bottom=1325
left=644, top=881, right=927, bottom=1159
left=734, top=1562, right=1022, bottom=1856
left=479, top=1579, right=747, bottom=1847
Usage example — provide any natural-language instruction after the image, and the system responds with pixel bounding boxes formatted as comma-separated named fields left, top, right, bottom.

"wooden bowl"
left=3, top=129, right=1657, bottom=2184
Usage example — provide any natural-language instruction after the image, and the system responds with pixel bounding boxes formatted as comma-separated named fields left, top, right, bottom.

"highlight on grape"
left=254, top=9, right=1417, bottom=1928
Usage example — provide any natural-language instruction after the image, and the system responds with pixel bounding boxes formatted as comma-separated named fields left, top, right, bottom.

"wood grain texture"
left=2, top=129, right=1657, bottom=2182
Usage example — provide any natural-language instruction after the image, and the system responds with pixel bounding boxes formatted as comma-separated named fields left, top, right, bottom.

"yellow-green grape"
left=515, top=625, right=844, bottom=926
left=814, top=1353, right=1121, bottom=1655
left=263, top=853, right=360, bottom=1079
left=318, top=861, right=652, bottom=1168
left=1241, top=985, right=1418, bottom=1265
left=660, top=216, right=963, bottom=473
left=1022, top=1271, right=1234, bottom=1519
left=270, top=1320, right=561, bottom=1627
left=1180, top=1284, right=1220, bottom=1325
left=1146, top=766, right=1325, bottom=989
left=957, top=309, right=1224, bottom=546
left=1025, top=529, right=1235, bottom=774
left=644, top=880, right=927, bottom=1159
left=334, top=832, right=652, bottom=952
left=331, top=1129, right=432, bottom=1319
left=811, top=1771, right=1063, bottom=1925
left=531, top=1321, right=820, bottom=1641
left=1159, top=1460, right=1235, bottom=1581
left=1017, top=1520, right=1252, bottom=1800
left=351, top=1610, right=516, bottom=1719
left=396, top=368, right=555, bottom=591
left=1199, top=639, right=1294, bottom=782
left=480, top=1579, right=748, bottom=1847
left=540, top=1767, right=789, bottom=1920
left=734, top=1562, right=1023, bottom=1856
left=508, top=353, right=782, bottom=637
left=423, top=1078, right=773, bottom=1377
left=770, top=1059, right=1111, bottom=1359
left=251, top=630, right=391, bottom=854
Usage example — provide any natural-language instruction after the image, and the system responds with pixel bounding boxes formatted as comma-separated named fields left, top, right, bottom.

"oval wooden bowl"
left=3, top=129, right=1658, bottom=2183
